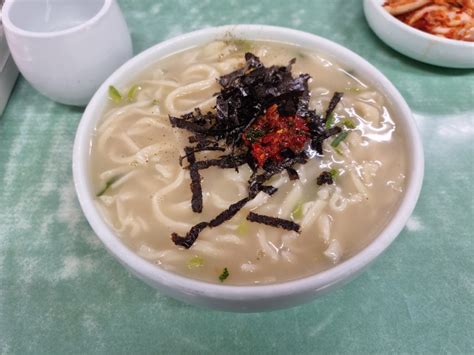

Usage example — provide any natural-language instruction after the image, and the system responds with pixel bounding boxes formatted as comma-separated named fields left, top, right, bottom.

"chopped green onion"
left=127, top=84, right=141, bottom=101
left=291, top=202, right=304, bottom=220
left=333, top=146, right=344, bottom=156
left=331, top=131, right=349, bottom=148
left=187, top=256, right=204, bottom=269
left=342, top=119, right=356, bottom=129
left=237, top=221, right=248, bottom=235
left=345, top=87, right=362, bottom=93
left=219, top=267, right=229, bottom=282
left=152, top=99, right=159, bottom=105
left=96, top=175, right=121, bottom=197
left=108, top=85, right=122, bottom=104
left=330, top=168, right=339, bottom=179
left=325, top=113, right=335, bottom=129
left=229, top=39, right=253, bottom=52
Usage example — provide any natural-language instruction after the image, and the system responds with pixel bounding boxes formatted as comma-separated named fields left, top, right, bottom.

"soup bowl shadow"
left=73, top=25, right=424, bottom=312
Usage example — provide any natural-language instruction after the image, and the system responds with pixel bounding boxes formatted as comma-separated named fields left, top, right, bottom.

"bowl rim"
left=365, top=0, right=474, bottom=48
left=2, top=0, right=112, bottom=39
left=73, top=24, right=424, bottom=301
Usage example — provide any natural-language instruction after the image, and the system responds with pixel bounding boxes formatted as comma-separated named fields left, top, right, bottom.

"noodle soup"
left=90, top=40, right=406, bottom=285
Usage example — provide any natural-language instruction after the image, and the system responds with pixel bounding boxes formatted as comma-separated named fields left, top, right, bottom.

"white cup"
left=1, top=0, right=133, bottom=106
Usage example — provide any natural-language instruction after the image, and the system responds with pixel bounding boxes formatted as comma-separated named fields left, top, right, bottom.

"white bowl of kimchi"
left=364, top=0, right=474, bottom=68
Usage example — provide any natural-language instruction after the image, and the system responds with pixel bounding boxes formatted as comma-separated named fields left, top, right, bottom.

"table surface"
left=1, top=0, right=473, bottom=353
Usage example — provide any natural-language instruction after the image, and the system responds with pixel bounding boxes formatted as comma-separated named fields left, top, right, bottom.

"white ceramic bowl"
left=73, top=25, right=424, bottom=312
left=364, top=0, right=474, bottom=68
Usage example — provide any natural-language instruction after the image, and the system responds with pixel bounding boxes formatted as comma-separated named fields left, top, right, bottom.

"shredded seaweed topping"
left=170, top=54, right=311, bottom=150
left=184, top=147, right=203, bottom=213
left=170, top=197, right=250, bottom=249
left=246, top=212, right=301, bottom=233
left=316, top=171, right=334, bottom=186
left=286, top=167, right=299, bottom=180
left=259, top=185, right=278, bottom=196
left=324, top=92, right=343, bottom=123
left=179, top=146, right=225, bottom=166
left=185, top=154, right=247, bottom=170
left=169, top=52, right=344, bottom=248
left=171, top=222, right=209, bottom=249
left=209, top=197, right=251, bottom=228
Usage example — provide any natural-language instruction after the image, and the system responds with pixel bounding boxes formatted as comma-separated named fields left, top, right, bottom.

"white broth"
left=90, top=40, right=407, bottom=285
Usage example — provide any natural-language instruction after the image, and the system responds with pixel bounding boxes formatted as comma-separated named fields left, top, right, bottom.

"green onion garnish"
left=108, top=85, right=122, bottom=104
left=331, top=131, right=349, bottom=148
left=187, top=256, right=204, bottom=269
left=345, top=87, right=362, bottom=93
left=219, top=267, right=229, bottom=282
left=96, top=175, right=122, bottom=197
left=230, top=39, right=253, bottom=52
left=152, top=99, right=159, bottom=105
left=330, top=168, right=339, bottom=179
left=127, top=84, right=141, bottom=101
left=291, top=202, right=304, bottom=220
left=342, top=119, right=356, bottom=129
left=237, top=221, right=248, bottom=235
left=333, top=147, right=344, bottom=156
left=325, top=113, right=335, bottom=129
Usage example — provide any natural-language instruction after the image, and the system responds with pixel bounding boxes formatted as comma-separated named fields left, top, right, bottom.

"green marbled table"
left=1, top=0, right=473, bottom=353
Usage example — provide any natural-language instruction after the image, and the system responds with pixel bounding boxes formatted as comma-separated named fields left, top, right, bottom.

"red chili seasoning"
left=243, top=104, right=310, bottom=167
